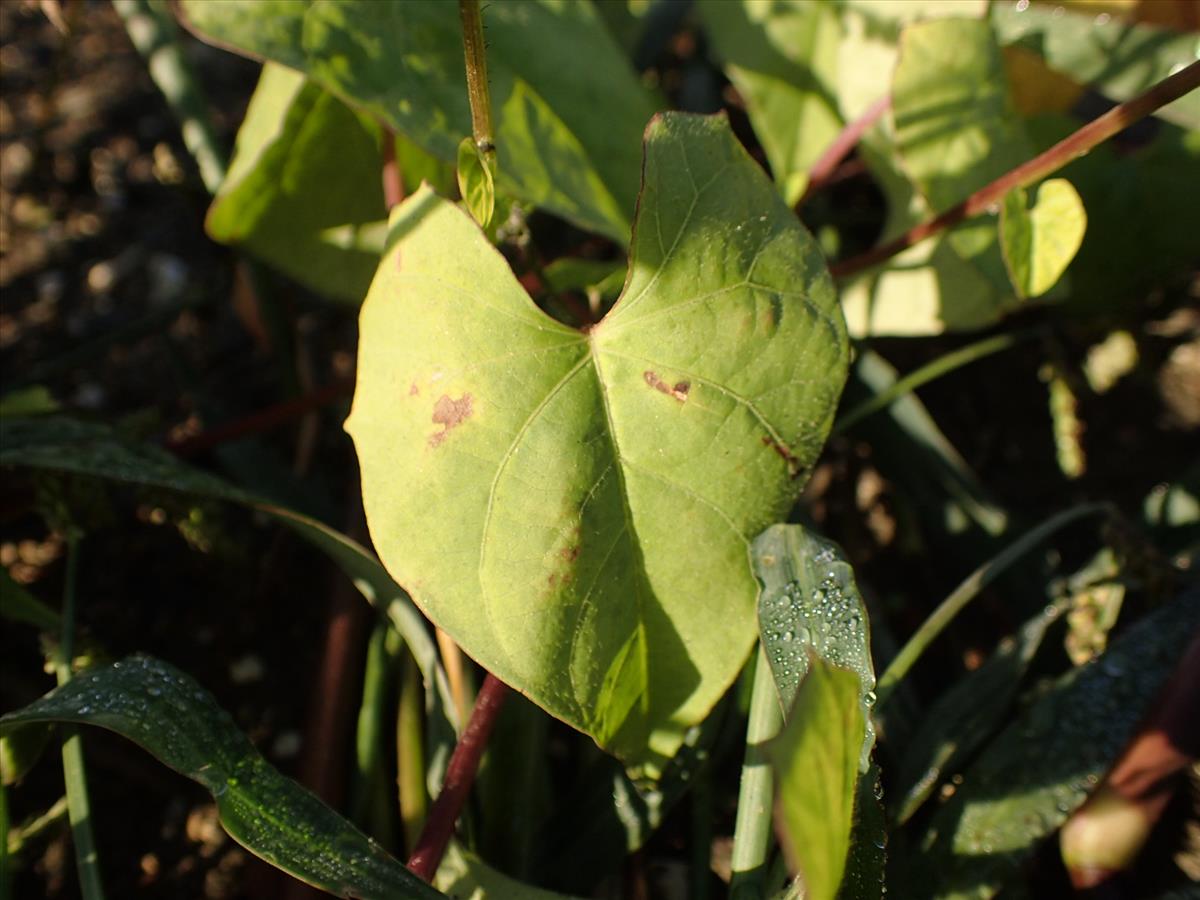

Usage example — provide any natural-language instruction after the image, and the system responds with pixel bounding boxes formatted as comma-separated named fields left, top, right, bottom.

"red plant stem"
left=163, top=378, right=353, bottom=457
left=830, top=59, right=1200, bottom=279
left=798, top=94, right=890, bottom=206
left=381, top=127, right=405, bottom=211
left=406, top=672, right=511, bottom=881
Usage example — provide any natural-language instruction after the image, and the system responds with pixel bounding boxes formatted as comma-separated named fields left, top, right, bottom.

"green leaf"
left=990, top=1, right=1200, bottom=131
left=837, top=765, right=887, bottom=900
left=0, top=656, right=445, bottom=899
left=179, top=0, right=659, bottom=242
left=0, top=386, right=58, bottom=418
left=0, top=415, right=460, bottom=781
left=904, top=590, right=1200, bottom=900
left=698, top=0, right=842, bottom=193
left=435, top=841, right=585, bottom=900
left=999, top=178, right=1086, bottom=299
left=457, top=137, right=496, bottom=229
left=753, top=525, right=876, bottom=771
left=206, top=64, right=390, bottom=303
left=346, top=112, right=848, bottom=774
left=892, top=600, right=1065, bottom=825
left=767, top=659, right=866, bottom=900
left=1045, top=121, right=1200, bottom=317
left=843, top=16, right=1035, bottom=336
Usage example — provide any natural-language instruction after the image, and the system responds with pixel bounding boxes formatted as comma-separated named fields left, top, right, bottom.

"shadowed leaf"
left=0, top=656, right=445, bottom=899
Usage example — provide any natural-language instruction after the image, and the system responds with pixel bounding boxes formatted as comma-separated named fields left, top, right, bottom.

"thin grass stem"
left=730, top=646, right=784, bottom=900
left=876, top=503, right=1112, bottom=711
left=834, top=330, right=1036, bottom=434
left=55, top=537, right=105, bottom=900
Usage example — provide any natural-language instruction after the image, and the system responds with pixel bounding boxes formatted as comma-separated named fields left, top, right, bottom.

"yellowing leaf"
left=1000, top=178, right=1087, bottom=299
left=346, top=114, right=849, bottom=773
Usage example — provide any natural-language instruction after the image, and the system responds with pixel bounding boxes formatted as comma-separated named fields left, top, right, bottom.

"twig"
left=798, top=94, right=890, bottom=207
left=831, top=60, right=1200, bottom=279
left=406, top=673, right=510, bottom=881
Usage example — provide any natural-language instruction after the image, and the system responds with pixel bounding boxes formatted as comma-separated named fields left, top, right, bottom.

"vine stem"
left=729, top=645, right=784, bottom=900
left=459, top=0, right=495, bottom=160
left=406, top=672, right=510, bottom=881
left=798, top=94, right=890, bottom=207
left=831, top=59, right=1200, bottom=279
left=875, top=502, right=1111, bottom=711
left=381, top=129, right=405, bottom=211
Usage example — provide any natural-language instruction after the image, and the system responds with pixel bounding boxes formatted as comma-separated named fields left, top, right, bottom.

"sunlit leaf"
left=990, top=1, right=1200, bottom=131
left=207, top=63, right=390, bottom=303
left=1000, top=178, right=1087, bottom=298
left=768, top=659, right=866, bottom=900
left=457, top=137, right=495, bottom=229
left=346, top=112, right=848, bottom=774
left=698, top=0, right=842, bottom=195
left=0, top=656, right=445, bottom=899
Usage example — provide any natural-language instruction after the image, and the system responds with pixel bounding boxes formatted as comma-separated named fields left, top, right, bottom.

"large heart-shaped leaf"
left=346, top=113, right=848, bottom=773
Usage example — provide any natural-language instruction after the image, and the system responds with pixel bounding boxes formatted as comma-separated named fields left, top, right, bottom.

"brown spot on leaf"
left=428, top=393, right=473, bottom=447
left=643, top=370, right=690, bottom=402
left=409, top=383, right=420, bottom=397
left=561, top=545, right=580, bottom=562
left=762, top=434, right=802, bottom=479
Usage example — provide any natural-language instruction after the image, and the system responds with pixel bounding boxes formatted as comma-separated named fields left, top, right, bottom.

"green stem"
left=458, top=0, right=495, bottom=162
left=396, top=650, right=428, bottom=855
left=6, top=795, right=69, bottom=859
left=876, top=503, right=1111, bottom=710
left=55, top=537, right=105, bottom=900
left=112, top=0, right=227, bottom=194
left=729, top=646, right=784, bottom=900
left=831, top=59, right=1200, bottom=278
left=834, top=330, right=1033, bottom=434
left=0, top=780, right=10, bottom=900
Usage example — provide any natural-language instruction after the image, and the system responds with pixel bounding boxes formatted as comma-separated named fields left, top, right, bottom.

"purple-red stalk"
left=406, top=672, right=511, bottom=881
left=830, top=59, right=1200, bottom=279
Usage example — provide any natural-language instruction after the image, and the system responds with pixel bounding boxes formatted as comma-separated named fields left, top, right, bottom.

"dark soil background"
left=1, top=1, right=1197, bottom=899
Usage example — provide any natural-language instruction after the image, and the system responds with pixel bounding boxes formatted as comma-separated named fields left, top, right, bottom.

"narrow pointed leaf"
left=768, top=659, right=866, bottom=900
left=0, top=416, right=459, bottom=773
left=346, top=112, right=848, bottom=773
left=0, top=656, right=445, bottom=900
left=999, top=178, right=1086, bottom=299
left=754, top=525, right=876, bottom=770
left=904, top=590, right=1200, bottom=900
